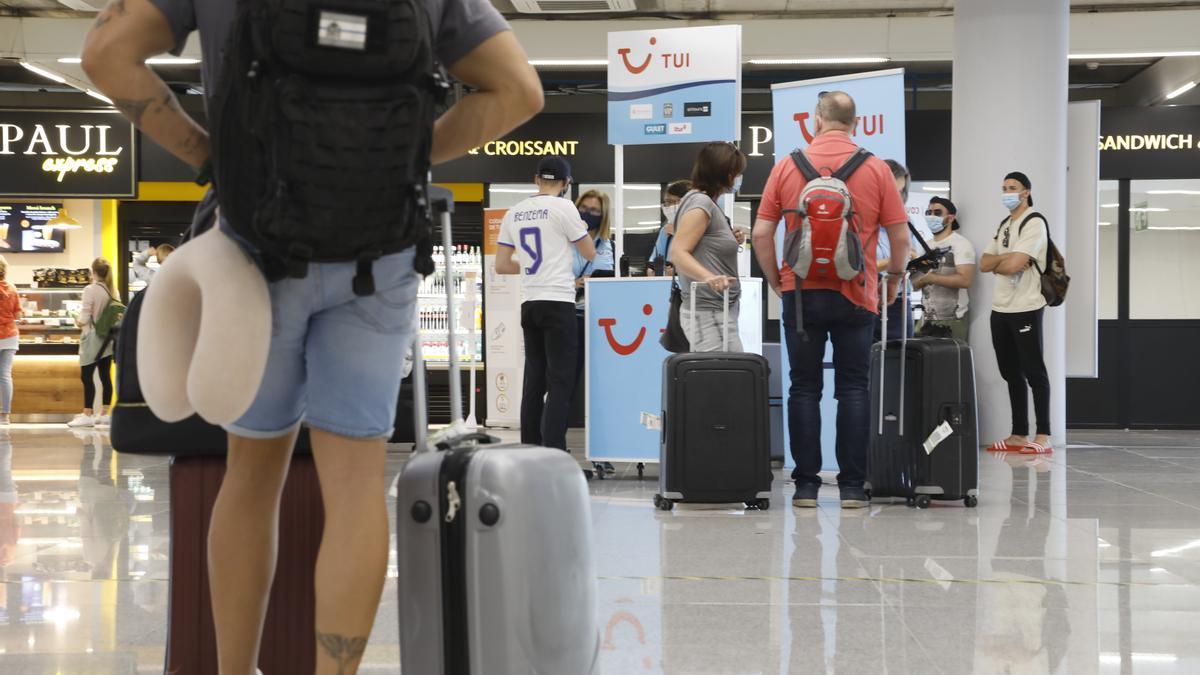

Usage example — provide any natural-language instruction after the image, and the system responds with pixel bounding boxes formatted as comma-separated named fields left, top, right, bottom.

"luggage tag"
left=922, top=420, right=954, bottom=455
left=640, top=412, right=662, bottom=431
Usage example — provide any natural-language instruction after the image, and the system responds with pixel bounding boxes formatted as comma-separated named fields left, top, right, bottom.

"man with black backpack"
left=980, top=171, right=1055, bottom=456
left=82, top=1, right=543, bottom=673
left=752, top=91, right=909, bottom=509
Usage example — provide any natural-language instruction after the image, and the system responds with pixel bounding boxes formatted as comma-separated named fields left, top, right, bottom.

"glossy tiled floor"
left=1, top=427, right=1199, bottom=673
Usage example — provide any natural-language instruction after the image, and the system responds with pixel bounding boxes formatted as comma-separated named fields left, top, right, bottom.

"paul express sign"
left=0, top=109, right=136, bottom=198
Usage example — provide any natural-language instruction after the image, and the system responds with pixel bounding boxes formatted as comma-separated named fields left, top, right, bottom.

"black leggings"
left=990, top=309, right=1050, bottom=437
left=82, top=356, right=114, bottom=411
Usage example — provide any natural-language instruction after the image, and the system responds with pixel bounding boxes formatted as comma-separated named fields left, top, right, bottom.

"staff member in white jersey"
left=496, top=157, right=596, bottom=451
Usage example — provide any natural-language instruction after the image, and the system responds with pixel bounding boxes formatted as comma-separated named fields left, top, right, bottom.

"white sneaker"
left=67, top=414, right=95, bottom=428
left=96, top=415, right=111, bottom=427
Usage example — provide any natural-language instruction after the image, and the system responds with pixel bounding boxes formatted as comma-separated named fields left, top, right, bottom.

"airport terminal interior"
left=2, top=0, right=1200, bottom=673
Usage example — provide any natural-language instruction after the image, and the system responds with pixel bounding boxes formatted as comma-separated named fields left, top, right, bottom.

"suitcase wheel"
left=905, top=497, right=916, bottom=508
left=915, top=495, right=932, bottom=510
left=653, top=494, right=674, bottom=511
left=964, top=495, right=978, bottom=508
left=745, top=499, right=770, bottom=511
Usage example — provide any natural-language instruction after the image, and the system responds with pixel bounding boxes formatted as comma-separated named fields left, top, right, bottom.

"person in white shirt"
left=131, top=243, right=175, bottom=285
left=980, top=171, right=1052, bottom=456
left=496, top=156, right=596, bottom=451
left=913, top=196, right=976, bottom=341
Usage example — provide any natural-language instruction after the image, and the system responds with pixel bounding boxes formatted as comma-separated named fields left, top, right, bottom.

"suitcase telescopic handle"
left=689, top=281, right=732, bottom=352
left=877, top=271, right=911, bottom=437
left=411, top=187, right=459, bottom=452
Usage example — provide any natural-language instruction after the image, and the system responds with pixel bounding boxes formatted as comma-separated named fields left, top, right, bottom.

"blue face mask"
left=732, top=175, right=744, bottom=193
left=1001, top=193, right=1022, bottom=211
left=925, top=214, right=947, bottom=234
left=580, top=211, right=603, bottom=232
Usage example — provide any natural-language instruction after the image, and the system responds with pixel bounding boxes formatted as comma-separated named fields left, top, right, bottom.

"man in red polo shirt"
left=752, top=91, right=909, bottom=509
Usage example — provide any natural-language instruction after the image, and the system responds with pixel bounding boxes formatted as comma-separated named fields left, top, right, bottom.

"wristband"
left=195, top=159, right=213, bottom=186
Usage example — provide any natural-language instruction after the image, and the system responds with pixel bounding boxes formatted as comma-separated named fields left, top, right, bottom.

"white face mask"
left=662, top=204, right=679, bottom=222
left=1001, top=193, right=1022, bottom=210
left=926, top=214, right=947, bottom=234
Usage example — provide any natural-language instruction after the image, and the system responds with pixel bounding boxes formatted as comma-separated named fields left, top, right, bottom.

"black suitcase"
left=654, top=285, right=772, bottom=511
left=867, top=330, right=979, bottom=508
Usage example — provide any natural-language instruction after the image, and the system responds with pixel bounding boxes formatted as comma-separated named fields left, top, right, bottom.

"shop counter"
left=12, top=355, right=85, bottom=415
left=584, top=277, right=763, bottom=465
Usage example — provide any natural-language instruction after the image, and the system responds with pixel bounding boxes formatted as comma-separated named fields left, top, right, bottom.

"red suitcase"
left=166, top=454, right=324, bottom=675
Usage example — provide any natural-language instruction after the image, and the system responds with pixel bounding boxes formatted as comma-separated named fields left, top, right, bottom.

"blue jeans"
left=782, top=290, right=876, bottom=488
left=0, top=349, right=13, bottom=414
left=225, top=250, right=420, bottom=440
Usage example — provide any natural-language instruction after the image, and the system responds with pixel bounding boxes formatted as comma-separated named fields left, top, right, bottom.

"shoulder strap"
left=832, top=148, right=873, bottom=182
left=1017, top=212, right=1045, bottom=236
left=789, top=150, right=821, bottom=183
left=907, top=220, right=932, bottom=254
left=993, top=216, right=1009, bottom=241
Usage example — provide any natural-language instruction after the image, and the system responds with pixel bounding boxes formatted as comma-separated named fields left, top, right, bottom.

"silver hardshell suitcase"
left=396, top=190, right=600, bottom=674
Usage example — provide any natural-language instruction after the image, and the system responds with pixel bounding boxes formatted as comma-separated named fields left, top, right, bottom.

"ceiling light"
left=749, top=57, right=891, bottom=65
left=922, top=185, right=950, bottom=193
left=147, top=57, right=201, bottom=65
left=1149, top=567, right=1167, bottom=573
left=85, top=89, right=112, bottom=105
left=1166, top=81, right=1198, bottom=100
left=1101, top=203, right=1119, bottom=208
left=1147, top=226, right=1200, bottom=231
left=20, top=61, right=67, bottom=84
left=488, top=188, right=536, bottom=194
left=1099, top=653, right=1178, bottom=665
left=1070, top=51, right=1200, bottom=60
left=1151, top=539, right=1200, bottom=557
left=1098, top=222, right=1112, bottom=226
left=58, top=56, right=201, bottom=66
left=636, top=220, right=660, bottom=226
left=1146, top=190, right=1200, bottom=195
left=46, top=208, right=82, bottom=230
left=627, top=205, right=661, bottom=210
left=529, top=59, right=609, bottom=67
left=1129, top=207, right=1168, bottom=212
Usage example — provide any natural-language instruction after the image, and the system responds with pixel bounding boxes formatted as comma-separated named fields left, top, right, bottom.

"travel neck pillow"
left=137, top=225, right=271, bottom=425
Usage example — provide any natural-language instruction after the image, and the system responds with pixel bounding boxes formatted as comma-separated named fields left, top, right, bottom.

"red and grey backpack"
left=781, top=147, right=872, bottom=336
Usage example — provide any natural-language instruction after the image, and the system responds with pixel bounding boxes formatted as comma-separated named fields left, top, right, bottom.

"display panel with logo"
left=0, top=109, right=136, bottom=198
left=607, top=25, right=742, bottom=145
left=0, top=203, right=68, bottom=253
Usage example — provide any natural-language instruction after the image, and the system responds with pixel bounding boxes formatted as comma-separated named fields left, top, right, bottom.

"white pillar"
left=953, top=0, right=1069, bottom=447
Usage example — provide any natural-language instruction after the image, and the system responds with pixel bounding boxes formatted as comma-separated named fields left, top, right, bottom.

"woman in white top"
left=70, top=258, right=118, bottom=428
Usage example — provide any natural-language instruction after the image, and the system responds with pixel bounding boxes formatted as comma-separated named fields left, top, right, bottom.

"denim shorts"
left=224, top=250, right=420, bottom=440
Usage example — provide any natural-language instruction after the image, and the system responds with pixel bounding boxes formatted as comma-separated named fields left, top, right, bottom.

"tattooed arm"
left=81, top=0, right=209, bottom=169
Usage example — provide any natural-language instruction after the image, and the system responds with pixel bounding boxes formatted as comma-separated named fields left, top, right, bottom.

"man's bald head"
left=815, top=91, right=857, bottom=130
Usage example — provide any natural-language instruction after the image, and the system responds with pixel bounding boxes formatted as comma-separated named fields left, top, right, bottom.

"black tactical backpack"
left=209, top=0, right=448, bottom=294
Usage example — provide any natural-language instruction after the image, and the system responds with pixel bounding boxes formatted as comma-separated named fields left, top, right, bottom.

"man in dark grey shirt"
left=82, top=1, right=543, bottom=672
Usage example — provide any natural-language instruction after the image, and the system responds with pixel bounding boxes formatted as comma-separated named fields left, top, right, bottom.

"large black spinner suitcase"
left=867, top=336, right=979, bottom=508
left=654, top=284, right=772, bottom=511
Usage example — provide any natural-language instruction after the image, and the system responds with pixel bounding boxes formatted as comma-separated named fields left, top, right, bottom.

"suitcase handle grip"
left=434, top=432, right=500, bottom=451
